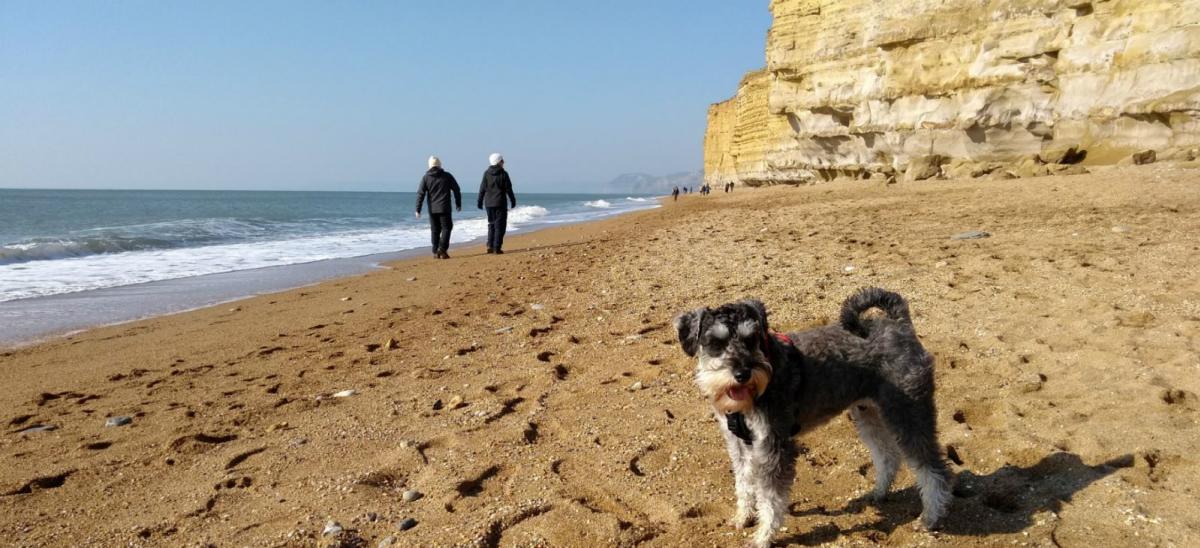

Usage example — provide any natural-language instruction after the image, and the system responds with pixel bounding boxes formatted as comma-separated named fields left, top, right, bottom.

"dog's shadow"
left=780, top=451, right=1131, bottom=545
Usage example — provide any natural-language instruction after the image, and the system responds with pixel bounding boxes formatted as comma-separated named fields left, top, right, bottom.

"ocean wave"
left=625, top=197, right=651, bottom=202
left=0, top=198, right=657, bottom=302
left=507, top=205, right=549, bottom=223
left=0, top=217, right=388, bottom=266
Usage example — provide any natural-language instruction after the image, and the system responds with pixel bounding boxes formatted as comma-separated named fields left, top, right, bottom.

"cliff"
left=706, top=0, right=1200, bottom=185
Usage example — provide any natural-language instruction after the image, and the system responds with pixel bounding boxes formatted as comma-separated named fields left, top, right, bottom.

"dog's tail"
left=839, top=287, right=912, bottom=338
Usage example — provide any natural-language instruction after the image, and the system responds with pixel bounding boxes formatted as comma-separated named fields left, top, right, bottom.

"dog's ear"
left=740, top=299, right=769, bottom=332
left=674, top=308, right=706, bottom=357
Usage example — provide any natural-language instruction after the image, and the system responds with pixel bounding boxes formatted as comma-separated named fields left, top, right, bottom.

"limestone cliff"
left=706, top=0, right=1200, bottom=185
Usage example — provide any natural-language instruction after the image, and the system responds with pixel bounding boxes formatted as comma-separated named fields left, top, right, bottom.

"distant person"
left=477, top=153, right=517, bottom=254
left=672, top=186, right=680, bottom=202
left=730, top=181, right=735, bottom=192
left=415, top=155, right=462, bottom=259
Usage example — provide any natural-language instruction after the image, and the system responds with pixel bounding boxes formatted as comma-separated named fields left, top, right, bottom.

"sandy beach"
left=2, top=165, right=1198, bottom=547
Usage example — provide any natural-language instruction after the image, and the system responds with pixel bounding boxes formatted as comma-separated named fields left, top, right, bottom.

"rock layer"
left=705, top=0, right=1200, bottom=185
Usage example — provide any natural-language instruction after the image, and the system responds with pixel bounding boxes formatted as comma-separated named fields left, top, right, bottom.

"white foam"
left=0, top=199, right=660, bottom=303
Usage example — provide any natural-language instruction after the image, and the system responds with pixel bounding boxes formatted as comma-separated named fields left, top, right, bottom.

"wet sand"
left=2, top=165, right=1198, bottom=547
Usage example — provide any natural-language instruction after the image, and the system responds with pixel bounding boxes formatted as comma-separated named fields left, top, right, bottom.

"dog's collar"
left=726, top=412, right=753, bottom=445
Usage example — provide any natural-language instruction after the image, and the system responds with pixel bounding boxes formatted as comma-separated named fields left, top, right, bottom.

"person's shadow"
left=777, top=451, right=1132, bottom=545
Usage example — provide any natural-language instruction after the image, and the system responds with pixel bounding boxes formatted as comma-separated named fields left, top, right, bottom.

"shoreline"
left=2, top=168, right=1197, bottom=546
left=0, top=201, right=661, bottom=348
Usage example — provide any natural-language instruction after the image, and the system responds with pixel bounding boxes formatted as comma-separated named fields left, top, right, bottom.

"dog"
left=674, top=287, right=951, bottom=547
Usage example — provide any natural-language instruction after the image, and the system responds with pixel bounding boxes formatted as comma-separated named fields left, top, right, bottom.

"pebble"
left=1017, top=373, right=1045, bottom=393
left=447, top=395, right=465, bottom=409
left=402, top=489, right=423, bottom=502
left=332, top=390, right=356, bottom=398
left=322, top=520, right=343, bottom=536
left=494, top=326, right=514, bottom=334
left=378, top=536, right=398, bottom=548
left=406, top=277, right=417, bottom=282
left=1111, top=225, right=1131, bottom=233
left=530, top=303, right=545, bottom=310
left=385, top=338, right=399, bottom=350
left=105, top=416, right=133, bottom=427
left=397, top=518, right=418, bottom=531
left=432, top=399, right=444, bottom=410
left=340, top=297, right=352, bottom=302
left=951, top=230, right=991, bottom=240
left=266, top=422, right=289, bottom=432
left=629, top=381, right=645, bottom=391
left=843, top=265, right=856, bottom=273
left=18, top=424, right=57, bottom=434
left=934, top=260, right=948, bottom=268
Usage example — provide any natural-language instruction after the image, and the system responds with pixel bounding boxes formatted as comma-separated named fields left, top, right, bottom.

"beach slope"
left=2, top=166, right=1198, bottom=546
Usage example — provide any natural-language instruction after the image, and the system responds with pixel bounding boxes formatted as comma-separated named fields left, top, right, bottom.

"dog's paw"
left=915, top=513, right=944, bottom=532
left=729, top=511, right=755, bottom=530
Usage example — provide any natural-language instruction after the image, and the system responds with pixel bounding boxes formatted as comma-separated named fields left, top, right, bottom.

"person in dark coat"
left=415, top=156, right=462, bottom=259
left=477, top=153, right=517, bottom=254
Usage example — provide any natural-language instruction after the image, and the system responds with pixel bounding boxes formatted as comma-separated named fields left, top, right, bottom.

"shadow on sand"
left=779, top=451, right=1132, bottom=545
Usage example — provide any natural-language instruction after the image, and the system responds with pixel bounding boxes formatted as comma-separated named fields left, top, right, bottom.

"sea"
left=0, top=189, right=659, bottom=344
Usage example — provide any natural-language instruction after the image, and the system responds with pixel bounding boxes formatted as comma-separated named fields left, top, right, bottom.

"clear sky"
left=0, top=1, right=770, bottom=192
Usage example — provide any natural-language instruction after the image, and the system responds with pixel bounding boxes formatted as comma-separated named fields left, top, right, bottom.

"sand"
left=2, top=165, right=1198, bottom=547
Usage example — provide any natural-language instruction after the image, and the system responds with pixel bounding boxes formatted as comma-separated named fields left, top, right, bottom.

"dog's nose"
left=733, top=368, right=752, bottom=384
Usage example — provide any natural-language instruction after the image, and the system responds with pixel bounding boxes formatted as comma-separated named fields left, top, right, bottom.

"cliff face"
left=707, top=0, right=1200, bottom=185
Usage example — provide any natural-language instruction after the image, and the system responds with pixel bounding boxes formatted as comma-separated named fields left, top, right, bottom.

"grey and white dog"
left=674, top=287, right=951, bottom=547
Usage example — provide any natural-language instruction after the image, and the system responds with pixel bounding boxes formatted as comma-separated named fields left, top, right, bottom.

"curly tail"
left=840, top=287, right=912, bottom=338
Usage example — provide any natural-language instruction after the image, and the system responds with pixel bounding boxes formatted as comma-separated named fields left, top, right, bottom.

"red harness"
left=765, top=330, right=792, bottom=349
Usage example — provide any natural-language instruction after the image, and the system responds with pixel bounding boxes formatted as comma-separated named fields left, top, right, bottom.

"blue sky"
left=0, top=1, right=770, bottom=192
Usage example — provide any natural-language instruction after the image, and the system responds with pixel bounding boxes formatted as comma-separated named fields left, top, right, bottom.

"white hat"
left=489, top=153, right=504, bottom=166
left=428, top=156, right=441, bottom=168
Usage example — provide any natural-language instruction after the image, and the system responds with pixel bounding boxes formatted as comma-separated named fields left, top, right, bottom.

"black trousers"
left=486, top=207, right=508, bottom=251
left=429, top=212, right=452, bottom=254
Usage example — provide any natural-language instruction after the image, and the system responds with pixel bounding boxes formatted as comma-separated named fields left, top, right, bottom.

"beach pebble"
left=267, top=422, right=289, bottom=432
left=406, top=277, right=417, bottom=282
left=843, top=265, right=856, bottom=273
left=402, top=489, right=423, bottom=502
left=385, top=338, right=399, bottom=350
left=378, top=536, right=398, bottom=548
left=629, top=381, right=645, bottom=391
left=105, top=416, right=133, bottom=427
left=1111, top=225, right=1131, bottom=233
left=432, top=399, right=444, bottom=410
left=530, top=303, right=545, bottom=310
left=1017, top=373, right=1045, bottom=393
left=322, top=521, right=343, bottom=536
left=934, top=260, right=948, bottom=268
left=340, top=297, right=352, bottom=302
left=951, top=230, right=991, bottom=240
left=18, top=424, right=57, bottom=434
left=448, top=395, right=464, bottom=409
left=396, top=518, right=418, bottom=531
left=494, top=326, right=514, bottom=334
left=332, top=390, right=356, bottom=398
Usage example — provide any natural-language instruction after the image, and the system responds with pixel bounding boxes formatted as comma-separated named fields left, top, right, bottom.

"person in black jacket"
left=415, top=156, right=462, bottom=259
left=477, top=153, right=517, bottom=254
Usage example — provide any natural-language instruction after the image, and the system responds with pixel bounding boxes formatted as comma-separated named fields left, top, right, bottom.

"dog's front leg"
left=748, top=436, right=796, bottom=548
left=724, top=430, right=757, bottom=529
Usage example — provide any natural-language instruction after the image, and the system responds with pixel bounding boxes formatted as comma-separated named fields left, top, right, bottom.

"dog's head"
left=674, top=299, right=774, bottom=414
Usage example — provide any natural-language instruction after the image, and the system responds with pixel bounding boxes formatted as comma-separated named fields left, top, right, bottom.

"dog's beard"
left=695, top=366, right=771, bottom=414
